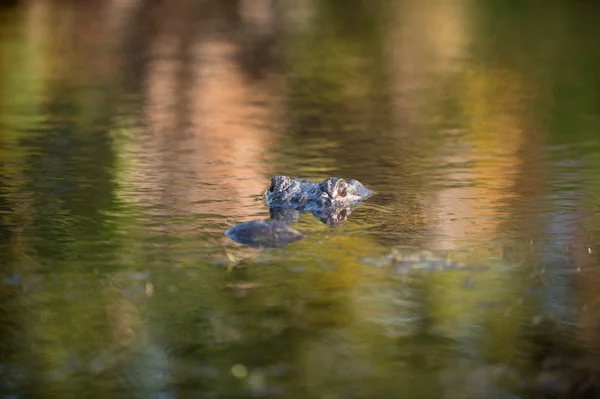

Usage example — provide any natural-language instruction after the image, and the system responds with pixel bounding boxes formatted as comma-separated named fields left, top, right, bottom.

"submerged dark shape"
left=528, top=356, right=600, bottom=399
left=265, top=176, right=372, bottom=211
left=225, top=220, right=305, bottom=248
left=358, top=250, right=479, bottom=273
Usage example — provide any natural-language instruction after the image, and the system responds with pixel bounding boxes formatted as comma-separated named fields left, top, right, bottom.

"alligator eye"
left=338, top=209, right=348, bottom=221
left=269, top=182, right=275, bottom=193
left=337, top=182, right=348, bottom=197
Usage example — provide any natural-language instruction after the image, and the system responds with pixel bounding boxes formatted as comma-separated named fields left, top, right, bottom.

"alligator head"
left=265, top=176, right=372, bottom=211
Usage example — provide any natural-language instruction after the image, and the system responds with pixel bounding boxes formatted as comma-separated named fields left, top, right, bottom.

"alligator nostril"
left=338, top=209, right=348, bottom=220
left=269, top=182, right=275, bottom=193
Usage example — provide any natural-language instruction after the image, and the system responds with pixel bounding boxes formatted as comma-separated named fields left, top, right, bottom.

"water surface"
left=2, top=1, right=600, bottom=398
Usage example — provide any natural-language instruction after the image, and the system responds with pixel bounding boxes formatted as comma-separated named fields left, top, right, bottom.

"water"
left=1, top=0, right=600, bottom=398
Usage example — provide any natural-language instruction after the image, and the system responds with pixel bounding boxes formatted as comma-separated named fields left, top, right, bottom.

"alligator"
left=225, top=176, right=373, bottom=248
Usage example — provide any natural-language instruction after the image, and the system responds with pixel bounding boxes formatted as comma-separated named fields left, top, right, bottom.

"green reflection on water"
left=2, top=0, right=600, bottom=398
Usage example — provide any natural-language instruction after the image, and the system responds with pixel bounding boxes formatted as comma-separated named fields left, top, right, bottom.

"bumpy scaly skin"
left=265, top=176, right=372, bottom=211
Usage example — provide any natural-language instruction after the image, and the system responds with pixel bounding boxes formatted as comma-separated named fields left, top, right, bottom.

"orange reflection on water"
left=127, top=1, right=283, bottom=222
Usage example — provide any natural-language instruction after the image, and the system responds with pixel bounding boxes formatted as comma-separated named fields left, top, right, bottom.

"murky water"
left=2, top=1, right=600, bottom=398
